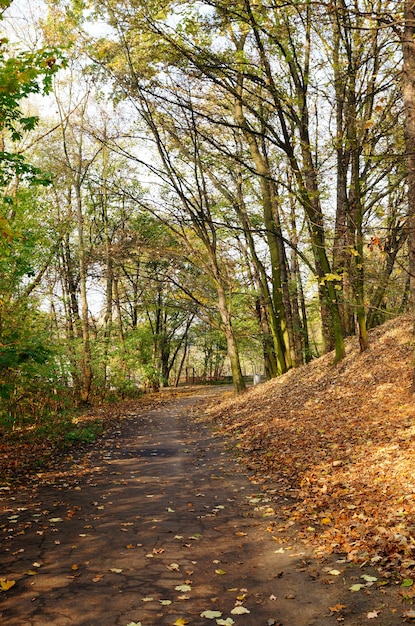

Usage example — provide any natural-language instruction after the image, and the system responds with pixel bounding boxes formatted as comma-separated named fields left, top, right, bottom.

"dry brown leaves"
left=209, top=315, right=415, bottom=577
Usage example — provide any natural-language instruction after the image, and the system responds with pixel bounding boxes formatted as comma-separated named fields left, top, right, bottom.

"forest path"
left=0, top=387, right=403, bottom=625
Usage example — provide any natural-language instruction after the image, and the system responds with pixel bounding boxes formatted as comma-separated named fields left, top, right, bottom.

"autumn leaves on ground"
left=2, top=313, right=415, bottom=601
left=209, top=314, right=415, bottom=584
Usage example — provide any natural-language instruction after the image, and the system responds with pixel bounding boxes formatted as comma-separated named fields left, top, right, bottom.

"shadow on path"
left=0, top=388, right=404, bottom=625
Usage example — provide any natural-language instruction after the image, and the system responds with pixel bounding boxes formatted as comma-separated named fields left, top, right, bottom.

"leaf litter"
left=209, top=315, right=415, bottom=581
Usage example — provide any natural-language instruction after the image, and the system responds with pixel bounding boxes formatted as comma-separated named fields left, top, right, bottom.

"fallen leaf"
left=92, top=574, right=104, bottom=582
left=230, top=606, right=250, bottom=615
left=215, top=569, right=226, bottom=575
left=367, top=610, right=380, bottom=619
left=173, top=619, right=189, bottom=626
left=328, top=570, right=341, bottom=576
left=402, top=609, right=415, bottom=619
left=168, top=563, right=180, bottom=571
left=329, top=604, right=346, bottom=612
left=110, top=568, right=123, bottom=573
left=0, top=579, right=15, bottom=591
left=361, top=575, right=377, bottom=583
left=402, top=578, right=414, bottom=587
left=216, top=619, right=235, bottom=625
left=141, top=597, right=154, bottom=602
left=175, top=584, right=192, bottom=592
left=200, top=610, right=223, bottom=618
left=159, top=599, right=172, bottom=605
left=349, top=584, right=365, bottom=592
left=126, top=622, right=142, bottom=626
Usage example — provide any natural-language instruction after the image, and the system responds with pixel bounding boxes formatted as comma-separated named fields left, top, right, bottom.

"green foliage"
left=0, top=152, right=53, bottom=188
left=0, top=40, right=64, bottom=142
left=64, top=421, right=103, bottom=444
left=0, top=8, right=66, bottom=436
left=0, top=323, right=58, bottom=426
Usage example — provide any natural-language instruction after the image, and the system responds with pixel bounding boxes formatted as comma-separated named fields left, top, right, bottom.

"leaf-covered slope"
left=209, top=315, right=415, bottom=570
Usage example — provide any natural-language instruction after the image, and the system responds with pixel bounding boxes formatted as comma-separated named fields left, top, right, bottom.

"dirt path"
left=0, top=388, right=406, bottom=625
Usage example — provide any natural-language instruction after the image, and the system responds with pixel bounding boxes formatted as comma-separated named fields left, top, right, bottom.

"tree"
left=402, top=0, right=415, bottom=387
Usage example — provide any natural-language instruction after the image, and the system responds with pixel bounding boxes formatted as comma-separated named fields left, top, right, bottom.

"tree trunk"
left=216, top=279, right=246, bottom=393
left=234, top=86, right=291, bottom=372
left=74, top=183, right=93, bottom=404
left=403, top=0, right=415, bottom=388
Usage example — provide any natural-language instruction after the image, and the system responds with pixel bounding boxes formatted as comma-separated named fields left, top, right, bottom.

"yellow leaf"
left=0, top=579, right=15, bottom=591
left=173, top=619, right=189, bottom=625
left=320, top=517, right=332, bottom=525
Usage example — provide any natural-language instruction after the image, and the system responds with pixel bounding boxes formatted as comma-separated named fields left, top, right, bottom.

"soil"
left=0, top=386, right=410, bottom=625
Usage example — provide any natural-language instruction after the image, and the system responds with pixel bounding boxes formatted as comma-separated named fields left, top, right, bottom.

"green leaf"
left=402, top=578, right=414, bottom=587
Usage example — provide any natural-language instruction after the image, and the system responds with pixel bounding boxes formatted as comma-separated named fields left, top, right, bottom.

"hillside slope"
left=209, top=315, right=415, bottom=575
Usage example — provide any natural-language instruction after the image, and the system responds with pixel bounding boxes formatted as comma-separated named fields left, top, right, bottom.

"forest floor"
left=1, top=314, right=415, bottom=624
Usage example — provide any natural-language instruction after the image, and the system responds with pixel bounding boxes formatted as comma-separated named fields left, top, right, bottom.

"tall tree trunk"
left=102, top=149, right=114, bottom=390
left=74, top=182, right=93, bottom=404
left=216, top=280, right=246, bottom=393
left=234, top=82, right=291, bottom=372
left=403, top=0, right=415, bottom=388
